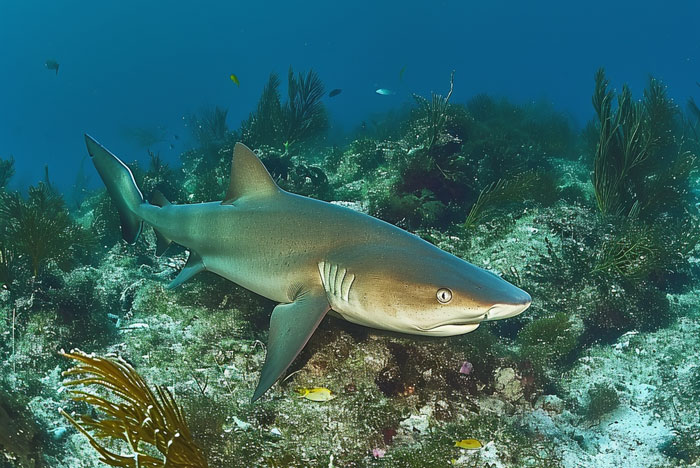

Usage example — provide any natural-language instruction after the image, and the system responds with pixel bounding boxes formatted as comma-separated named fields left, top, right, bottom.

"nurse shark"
left=85, top=135, right=531, bottom=401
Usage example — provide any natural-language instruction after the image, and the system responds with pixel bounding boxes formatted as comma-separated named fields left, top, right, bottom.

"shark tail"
left=150, top=190, right=173, bottom=256
left=84, top=134, right=144, bottom=243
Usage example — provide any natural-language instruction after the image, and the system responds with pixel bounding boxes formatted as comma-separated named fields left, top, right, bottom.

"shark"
left=85, top=135, right=532, bottom=401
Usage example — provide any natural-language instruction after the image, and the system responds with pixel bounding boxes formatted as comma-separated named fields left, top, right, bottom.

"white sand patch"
left=522, top=290, right=700, bottom=468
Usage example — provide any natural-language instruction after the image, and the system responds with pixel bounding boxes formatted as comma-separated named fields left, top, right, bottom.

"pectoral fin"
left=166, top=251, right=205, bottom=289
left=252, top=289, right=330, bottom=402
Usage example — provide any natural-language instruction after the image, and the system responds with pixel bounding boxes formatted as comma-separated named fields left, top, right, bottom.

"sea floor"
left=2, top=202, right=698, bottom=468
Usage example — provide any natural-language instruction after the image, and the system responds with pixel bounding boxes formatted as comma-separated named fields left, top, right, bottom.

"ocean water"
left=1, top=1, right=699, bottom=467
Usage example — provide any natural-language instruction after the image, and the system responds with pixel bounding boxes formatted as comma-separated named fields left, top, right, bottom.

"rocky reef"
left=1, top=68, right=699, bottom=467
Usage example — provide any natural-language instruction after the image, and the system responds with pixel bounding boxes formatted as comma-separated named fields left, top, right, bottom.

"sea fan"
left=59, top=350, right=208, bottom=468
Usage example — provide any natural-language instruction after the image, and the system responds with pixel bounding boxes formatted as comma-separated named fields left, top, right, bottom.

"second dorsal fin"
left=222, top=143, right=280, bottom=204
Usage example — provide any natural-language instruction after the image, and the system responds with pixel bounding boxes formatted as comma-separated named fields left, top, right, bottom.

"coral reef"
left=1, top=67, right=699, bottom=467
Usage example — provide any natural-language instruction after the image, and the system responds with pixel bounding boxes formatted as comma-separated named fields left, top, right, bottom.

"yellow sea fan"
left=59, top=350, right=208, bottom=468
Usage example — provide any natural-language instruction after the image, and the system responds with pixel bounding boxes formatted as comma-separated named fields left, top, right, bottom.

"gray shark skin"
left=85, top=135, right=532, bottom=401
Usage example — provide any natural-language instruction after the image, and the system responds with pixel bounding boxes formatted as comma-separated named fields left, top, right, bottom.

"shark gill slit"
left=341, top=273, right=355, bottom=302
left=330, top=264, right=338, bottom=294
left=318, top=261, right=355, bottom=303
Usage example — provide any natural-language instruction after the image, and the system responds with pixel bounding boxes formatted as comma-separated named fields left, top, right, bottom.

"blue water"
left=0, top=0, right=698, bottom=191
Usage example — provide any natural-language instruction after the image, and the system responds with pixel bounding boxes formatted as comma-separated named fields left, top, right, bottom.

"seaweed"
left=662, top=426, right=700, bottom=464
left=68, top=156, right=91, bottom=210
left=188, top=106, right=228, bottom=147
left=583, top=281, right=672, bottom=344
left=240, top=73, right=284, bottom=149
left=591, top=69, right=696, bottom=219
left=88, top=191, right=123, bottom=249
left=283, top=67, right=328, bottom=147
left=241, top=68, right=328, bottom=151
left=592, top=216, right=700, bottom=287
left=0, top=385, right=42, bottom=467
left=592, top=69, right=648, bottom=216
left=59, top=350, right=208, bottom=468
left=0, top=183, right=91, bottom=277
left=0, top=156, right=14, bottom=190
left=136, top=150, right=184, bottom=203
left=45, top=268, right=116, bottom=347
left=369, top=189, right=448, bottom=230
left=585, top=383, right=620, bottom=421
left=184, top=106, right=231, bottom=171
left=463, top=171, right=555, bottom=229
left=412, top=70, right=455, bottom=154
left=517, top=313, right=580, bottom=382
left=593, top=221, right=659, bottom=279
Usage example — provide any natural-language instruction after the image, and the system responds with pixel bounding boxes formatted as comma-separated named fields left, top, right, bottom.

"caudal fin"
left=84, top=134, right=144, bottom=243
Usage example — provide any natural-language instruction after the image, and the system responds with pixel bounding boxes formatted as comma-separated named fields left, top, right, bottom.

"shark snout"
left=486, top=289, right=531, bottom=320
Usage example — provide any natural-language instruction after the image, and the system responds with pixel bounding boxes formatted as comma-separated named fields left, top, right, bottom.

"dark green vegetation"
left=661, top=426, right=700, bottom=464
left=1, top=67, right=698, bottom=467
left=584, top=383, right=620, bottom=421
left=0, top=182, right=91, bottom=279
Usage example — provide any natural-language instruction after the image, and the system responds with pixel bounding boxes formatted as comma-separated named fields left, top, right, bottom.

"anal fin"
left=167, top=251, right=205, bottom=289
left=154, top=230, right=172, bottom=257
left=252, top=288, right=330, bottom=402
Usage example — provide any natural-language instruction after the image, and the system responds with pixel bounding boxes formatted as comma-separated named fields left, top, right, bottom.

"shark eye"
left=436, top=288, right=452, bottom=304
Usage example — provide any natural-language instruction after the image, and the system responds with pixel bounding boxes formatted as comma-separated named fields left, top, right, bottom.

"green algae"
left=584, top=383, right=620, bottom=421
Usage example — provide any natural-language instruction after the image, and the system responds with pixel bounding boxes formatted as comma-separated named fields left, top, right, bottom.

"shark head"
left=326, top=245, right=531, bottom=336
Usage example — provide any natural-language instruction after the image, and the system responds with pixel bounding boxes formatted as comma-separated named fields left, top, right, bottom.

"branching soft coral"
left=0, top=156, right=14, bottom=189
left=241, top=67, right=328, bottom=150
left=0, top=182, right=89, bottom=276
left=59, top=350, right=208, bottom=468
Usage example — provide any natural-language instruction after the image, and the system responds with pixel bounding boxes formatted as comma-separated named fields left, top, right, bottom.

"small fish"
left=296, top=387, right=336, bottom=401
left=399, top=66, right=407, bottom=82
left=328, top=88, right=342, bottom=97
left=174, top=134, right=180, bottom=140
left=375, top=88, right=395, bottom=96
left=454, top=439, right=483, bottom=450
left=45, top=59, right=60, bottom=75
left=230, top=74, right=240, bottom=87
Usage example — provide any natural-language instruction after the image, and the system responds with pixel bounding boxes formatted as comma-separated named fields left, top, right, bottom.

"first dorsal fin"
left=222, top=143, right=280, bottom=204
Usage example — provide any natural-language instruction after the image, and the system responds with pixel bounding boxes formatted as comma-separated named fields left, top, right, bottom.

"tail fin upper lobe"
left=84, top=134, right=144, bottom=243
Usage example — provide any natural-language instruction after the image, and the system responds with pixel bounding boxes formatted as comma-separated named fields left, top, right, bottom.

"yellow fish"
left=454, top=439, right=483, bottom=450
left=229, top=74, right=240, bottom=87
left=296, top=387, right=335, bottom=402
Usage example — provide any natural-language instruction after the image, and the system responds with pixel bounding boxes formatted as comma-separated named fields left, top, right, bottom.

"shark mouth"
left=419, top=301, right=530, bottom=333
left=418, top=315, right=487, bottom=332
